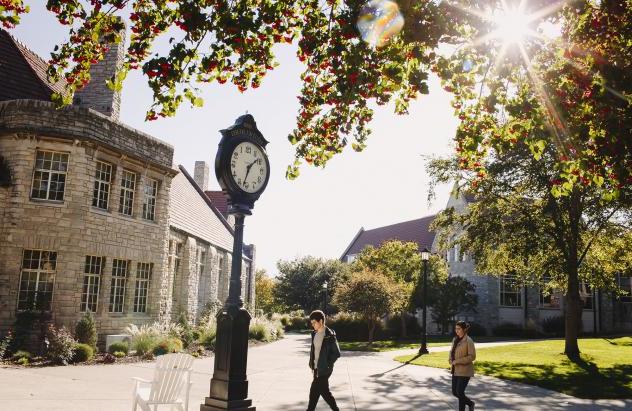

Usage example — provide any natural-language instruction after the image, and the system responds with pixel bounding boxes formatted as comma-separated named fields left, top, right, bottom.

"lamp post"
left=419, top=248, right=430, bottom=355
left=323, top=281, right=328, bottom=315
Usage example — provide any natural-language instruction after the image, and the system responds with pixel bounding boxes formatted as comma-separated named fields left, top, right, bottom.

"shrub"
left=492, top=322, right=525, bottom=338
left=75, top=312, right=97, bottom=350
left=467, top=322, right=487, bottom=337
left=73, top=343, right=94, bottom=363
left=249, top=321, right=271, bottom=342
left=249, top=317, right=284, bottom=342
left=385, top=313, right=422, bottom=339
left=11, top=350, right=31, bottom=363
left=197, top=320, right=217, bottom=350
left=542, top=315, right=565, bottom=337
left=113, top=351, right=126, bottom=358
left=0, top=331, right=14, bottom=359
left=107, top=341, right=129, bottom=355
left=327, top=312, right=386, bottom=342
left=177, top=312, right=195, bottom=348
left=16, top=357, right=29, bottom=365
left=46, top=325, right=76, bottom=365
left=102, top=353, right=116, bottom=364
left=153, top=337, right=183, bottom=356
left=125, top=323, right=160, bottom=356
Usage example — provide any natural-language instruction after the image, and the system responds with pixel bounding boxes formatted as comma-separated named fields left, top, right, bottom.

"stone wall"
left=0, top=133, right=175, bottom=343
left=0, top=100, right=174, bottom=170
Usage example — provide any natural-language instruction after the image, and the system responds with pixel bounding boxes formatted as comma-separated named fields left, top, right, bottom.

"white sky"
left=11, top=7, right=456, bottom=275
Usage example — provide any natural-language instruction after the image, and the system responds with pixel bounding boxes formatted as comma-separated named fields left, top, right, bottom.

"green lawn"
left=394, top=337, right=632, bottom=399
left=339, top=336, right=503, bottom=352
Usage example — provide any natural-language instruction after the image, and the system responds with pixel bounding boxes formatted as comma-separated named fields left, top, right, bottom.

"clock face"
left=229, top=142, right=268, bottom=193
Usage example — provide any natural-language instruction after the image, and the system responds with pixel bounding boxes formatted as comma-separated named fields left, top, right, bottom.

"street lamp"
left=323, top=281, right=328, bottom=315
left=419, top=248, right=430, bottom=355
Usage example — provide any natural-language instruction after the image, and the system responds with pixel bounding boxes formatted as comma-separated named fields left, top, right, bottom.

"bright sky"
left=11, top=7, right=456, bottom=276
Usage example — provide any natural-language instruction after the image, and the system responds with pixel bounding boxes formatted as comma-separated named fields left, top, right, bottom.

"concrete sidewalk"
left=0, top=333, right=630, bottom=410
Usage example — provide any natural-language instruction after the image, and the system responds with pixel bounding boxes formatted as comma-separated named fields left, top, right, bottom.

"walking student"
left=449, top=320, right=476, bottom=411
left=306, top=310, right=341, bottom=411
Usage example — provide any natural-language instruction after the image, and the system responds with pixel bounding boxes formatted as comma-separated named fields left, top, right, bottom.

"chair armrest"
left=132, top=377, right=152, bottom=384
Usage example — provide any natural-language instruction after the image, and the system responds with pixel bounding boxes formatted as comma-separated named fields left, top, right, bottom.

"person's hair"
left=455, top=321, right=470, bottom=333
left=309, top=310, right=326, bottom=323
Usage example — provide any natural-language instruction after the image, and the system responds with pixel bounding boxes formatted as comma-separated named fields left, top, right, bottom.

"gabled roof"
left=341, top=215, right=436, bottom=258
left=0, top=29, right=66, bottom=101
left=204, top=190, right=230, bottom=217
left=169, top=165, right=235, bottom=252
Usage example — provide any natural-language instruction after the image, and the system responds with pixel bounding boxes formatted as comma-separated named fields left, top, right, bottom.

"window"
left=453, top=244, right=460, bottom=263
left=142, top=178, right=158, bottom=221
left=119, top=170, right=136, bottom=216
left=81, top=256, right=104, bottom=312
left=539, top=275, right=561, bottom=308
left=18, top=250, right=56, bottom=311
left=109, top=259, right=129, bottom=313
left=92, top=161, right=112, bottom=210
left=31, top=150, right=68, bottom=201
left=134, top=263, right=152, bottom=313
left=169, top=241, right=183, bottom=297
left=580, top=282, right=594, bottom=310
left=619, top=275, right=632, bottom=303
left=499, top=275, right=522, bottom=307
left=196, top=245, right=207, bottom=277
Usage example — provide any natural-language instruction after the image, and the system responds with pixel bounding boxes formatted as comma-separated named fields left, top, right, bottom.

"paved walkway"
left=0, top=333, right=630, bottom=410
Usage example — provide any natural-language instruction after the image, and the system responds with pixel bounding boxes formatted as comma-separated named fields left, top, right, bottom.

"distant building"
left=341, top=186, right=632, bottom=334
left=0, top=29, right=255, bottom=346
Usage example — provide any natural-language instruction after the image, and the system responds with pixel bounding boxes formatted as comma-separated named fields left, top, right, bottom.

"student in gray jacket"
left=306, top=310, right=341, bottom=411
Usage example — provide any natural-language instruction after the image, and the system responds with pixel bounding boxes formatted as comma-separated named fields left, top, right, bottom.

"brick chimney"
left=194, top=161, right=210, bottom=191
left=74, top=27, right=126, bottom=120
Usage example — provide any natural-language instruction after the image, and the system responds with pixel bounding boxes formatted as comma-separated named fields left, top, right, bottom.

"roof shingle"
left=169, top=167, right=234, bottom=251
left=342, top=215, right=436, bottom=258
left=0, top=29, right=66, bottom=102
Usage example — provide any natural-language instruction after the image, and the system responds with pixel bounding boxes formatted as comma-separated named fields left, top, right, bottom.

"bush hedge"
left=152, top=337, right=183, bottom=356
left=73, top=343, right=94, bottom=363
left=75, top=312, right=97, bottom=350
left=108, top=341, right=129, bottom=355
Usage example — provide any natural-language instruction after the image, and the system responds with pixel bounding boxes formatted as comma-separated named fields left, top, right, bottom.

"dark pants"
left=452, top=376, right=473, bottom=411
left=307, top=370, right=339, bottom=411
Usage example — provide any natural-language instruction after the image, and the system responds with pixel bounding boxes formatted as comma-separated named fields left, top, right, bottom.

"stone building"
left=0, top=29, right=255, bottom=345
left=341, top=186, right=632, bottom=334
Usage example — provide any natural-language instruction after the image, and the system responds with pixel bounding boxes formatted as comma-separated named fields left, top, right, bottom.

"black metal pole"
left=419, top=259, right=429, bottom=355
left=202, top=213, right=255, bottom=411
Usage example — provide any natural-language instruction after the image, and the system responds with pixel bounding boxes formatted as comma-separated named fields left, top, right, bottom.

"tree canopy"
left=428, top=138, right=632, bottom=356
left=5, top=1, right=630, bottom=191
left=274, top=256, right=349, bottom=313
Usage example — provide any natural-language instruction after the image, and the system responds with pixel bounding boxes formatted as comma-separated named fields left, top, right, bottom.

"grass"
left=394, top=337, right=632, bottom=399
left=339, top=336, right=503, bottom=352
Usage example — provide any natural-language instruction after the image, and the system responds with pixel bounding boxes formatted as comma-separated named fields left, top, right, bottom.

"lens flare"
left=357, top=0, right=405, bottom=48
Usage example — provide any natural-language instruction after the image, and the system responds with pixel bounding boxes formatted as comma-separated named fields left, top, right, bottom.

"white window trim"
left=142, top=177, right=158, bottom=221
left=119, top=170, right=136, bottom=216
left=92, top=161, right=112, bottom=210
left=499, top=275, right=522, bottom=307
left=31, top=150, right=69, bottom=201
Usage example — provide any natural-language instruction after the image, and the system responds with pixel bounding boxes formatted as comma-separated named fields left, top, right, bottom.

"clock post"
left=201, top=115, right=269, bottom=411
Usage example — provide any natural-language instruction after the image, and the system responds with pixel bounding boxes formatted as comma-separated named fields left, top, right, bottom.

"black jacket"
left=309, top=326, right=341, bottom=377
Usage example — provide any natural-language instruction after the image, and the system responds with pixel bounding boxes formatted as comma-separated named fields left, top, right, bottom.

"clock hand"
left=243, top=159, right=259, bottom=184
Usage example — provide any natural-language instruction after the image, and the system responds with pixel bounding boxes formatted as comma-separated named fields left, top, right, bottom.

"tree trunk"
left=400, top=311, right=407, bottom=339
left=368, top=319, right=375, bottom=345
left=564, top=189, right=583, bottom=359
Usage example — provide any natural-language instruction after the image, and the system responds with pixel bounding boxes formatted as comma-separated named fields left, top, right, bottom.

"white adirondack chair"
left=131, top=353, right=195, bottom=411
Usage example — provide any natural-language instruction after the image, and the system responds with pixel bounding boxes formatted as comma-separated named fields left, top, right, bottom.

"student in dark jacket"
left=306, top=310, right=341, bottom=411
